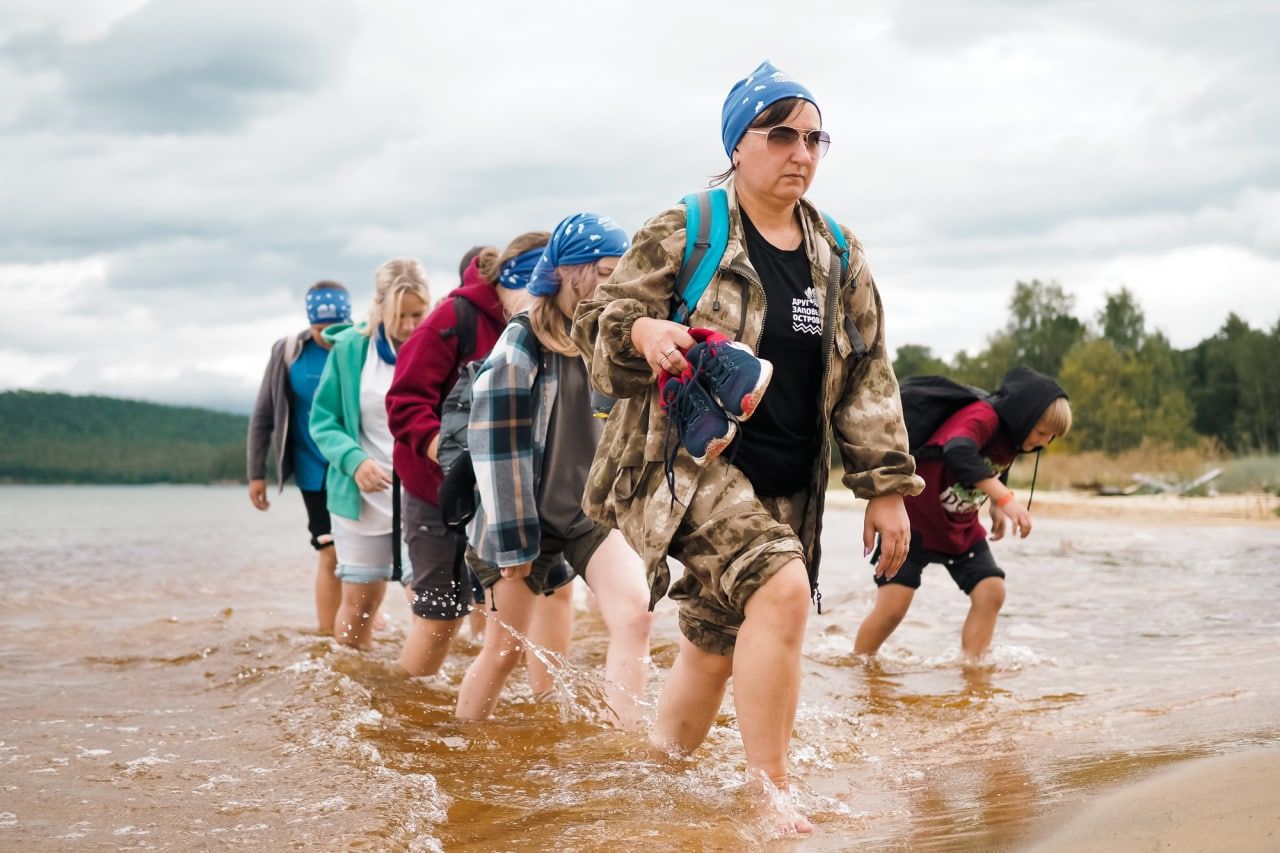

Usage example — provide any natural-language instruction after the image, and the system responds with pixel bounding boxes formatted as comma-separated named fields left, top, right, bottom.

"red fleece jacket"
left=386, top=261, right=507, bottom=505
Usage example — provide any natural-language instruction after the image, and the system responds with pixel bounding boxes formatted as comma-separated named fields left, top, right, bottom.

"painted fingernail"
left=864, top=546, right=872, bottom=557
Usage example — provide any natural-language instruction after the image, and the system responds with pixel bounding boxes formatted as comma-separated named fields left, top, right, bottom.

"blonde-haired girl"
left=310, top=259, right=429, bottom=649
left=455, top=213, right=654, bottom=727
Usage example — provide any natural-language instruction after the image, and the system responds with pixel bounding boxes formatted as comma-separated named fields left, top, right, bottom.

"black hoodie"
left=936, top=366, right=1067, bottom=487
left=908, top=366, right=1068, bottom=553
left=989, top=366, right=1069, bottom=451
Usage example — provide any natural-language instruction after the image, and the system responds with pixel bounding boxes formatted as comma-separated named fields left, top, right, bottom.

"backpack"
left=899, top=375, right=989, bottom=456
left=671, top=188, right=851, bottom=323
left=436, top=312, right=537, bottom=531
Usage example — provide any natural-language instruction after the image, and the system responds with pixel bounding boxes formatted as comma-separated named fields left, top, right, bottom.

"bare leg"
left=853, top=584, right=916, bottom=654
left=314, top=545, right=340, bottom=634
left=466, top=604, right=486, bottom=643
left=333, top=580, right=387, bottom=650
left=455, top=576, right=538, bottom=719
left=961, top=577, right=1006, bottom=659
left=527, top=582, right=574, bottom=698
left=651, top=635, right=733, bottom=754
left=398, top=615, right=464, bottom=676
left=732, top=561, right=811, bottom=814
left=582, top=529, right=653, bottom=728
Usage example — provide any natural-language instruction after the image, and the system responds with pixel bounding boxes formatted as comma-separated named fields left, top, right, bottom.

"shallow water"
left=1, top=485, right=1277, bottom=850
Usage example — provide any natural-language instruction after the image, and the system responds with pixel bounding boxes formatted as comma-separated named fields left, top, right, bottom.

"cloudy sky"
left=1, top=0, right=1277, bottom=412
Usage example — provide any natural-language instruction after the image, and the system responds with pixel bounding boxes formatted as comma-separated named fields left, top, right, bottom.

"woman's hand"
left=248, top=478, right=269, bottom=511
left=500, top=562, right=533, bottom=580
left=354, top=459, right=393, bottom=493
left=632, top=317, right=695, bottom=377
left=865, top=494, right=911, bottom=579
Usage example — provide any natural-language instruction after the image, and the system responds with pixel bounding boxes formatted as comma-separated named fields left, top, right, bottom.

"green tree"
left=1004, top=279, right=1085, bottom=376
left=951, top=334, right=1017, bottom=392
left=893, top=344, right=950, bottom=380
left=1059, top=288, right=1197, bottom=453
left=1098, top=287, right=1145, bottom=352
left=1177, top=312, right=1280, bottom=451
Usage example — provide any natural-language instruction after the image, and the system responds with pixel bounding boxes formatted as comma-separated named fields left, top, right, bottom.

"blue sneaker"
left=685, top=328, right=773, bottom=420
left=660, top=371, right=736, bottom=467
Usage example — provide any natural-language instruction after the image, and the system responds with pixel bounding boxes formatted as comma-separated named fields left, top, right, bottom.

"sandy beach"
left=1026, top=748, right=1280, bottom=852
left=828, top=489, right=1280, bottom=526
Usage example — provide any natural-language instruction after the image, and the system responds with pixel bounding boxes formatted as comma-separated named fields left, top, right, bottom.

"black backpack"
left=899, top=375, right=989, bottom=456
left=436, top=311, right=537, bottom=531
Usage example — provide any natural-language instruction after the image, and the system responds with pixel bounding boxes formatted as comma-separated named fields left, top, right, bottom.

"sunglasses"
left=743, top=125, right=831, bottom=159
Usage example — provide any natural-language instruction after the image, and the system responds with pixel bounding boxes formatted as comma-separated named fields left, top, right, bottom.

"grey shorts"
left=403, top=491, right=474, bottom=621
left=467, top=522, right=611, bottom=600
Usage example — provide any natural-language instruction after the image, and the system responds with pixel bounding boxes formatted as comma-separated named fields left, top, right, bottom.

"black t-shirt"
left=732, top=210, right=823, bottom=496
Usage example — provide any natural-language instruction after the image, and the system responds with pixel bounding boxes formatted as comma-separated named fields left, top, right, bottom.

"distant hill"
left=0, top=390, right=249, bottom=484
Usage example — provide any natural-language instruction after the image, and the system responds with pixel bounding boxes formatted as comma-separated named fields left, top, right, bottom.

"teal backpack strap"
left=820, top=210, right=849, bottom=282
left=672, top=188, right=730, bottom=324
left=821, top=210, right=869, bottom=358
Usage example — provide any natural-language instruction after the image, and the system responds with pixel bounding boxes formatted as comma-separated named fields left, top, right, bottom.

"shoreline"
left=826, top=488, right=1280, bottom=526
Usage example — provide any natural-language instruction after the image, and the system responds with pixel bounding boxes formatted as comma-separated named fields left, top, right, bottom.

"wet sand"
left=1027, top=748, right=1280, bottom=852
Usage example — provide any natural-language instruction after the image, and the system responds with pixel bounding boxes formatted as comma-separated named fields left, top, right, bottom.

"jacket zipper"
left=726, top=261, right=767, bottom=351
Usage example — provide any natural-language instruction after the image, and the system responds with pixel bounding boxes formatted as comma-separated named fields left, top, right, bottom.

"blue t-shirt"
left=288, top=339, right=330, bottom=492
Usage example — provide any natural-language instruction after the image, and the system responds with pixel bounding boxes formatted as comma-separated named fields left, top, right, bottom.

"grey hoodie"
left=246, top=329, right=313, bottom=490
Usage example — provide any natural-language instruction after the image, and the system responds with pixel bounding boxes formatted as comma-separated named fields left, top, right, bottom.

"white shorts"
left=331, top=519, right=405, bottom=584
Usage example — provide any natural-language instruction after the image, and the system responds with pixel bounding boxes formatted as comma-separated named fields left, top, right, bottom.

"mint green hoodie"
left=308, top=323, right=371, bottom=520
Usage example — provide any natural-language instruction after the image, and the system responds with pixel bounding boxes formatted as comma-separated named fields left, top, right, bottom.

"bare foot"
left=372, top=610, right=389, bottom=633
left=750, top=768, right=814, bottom=837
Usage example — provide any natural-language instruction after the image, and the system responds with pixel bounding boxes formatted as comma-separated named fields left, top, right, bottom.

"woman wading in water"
left=573, top=61, right=922, bottom=832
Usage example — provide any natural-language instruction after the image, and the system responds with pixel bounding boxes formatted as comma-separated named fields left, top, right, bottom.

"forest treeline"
left=893, top=280, right=1280, bottom=454
left=2, top=282, right=1276, bottom=485
left=0, top=390, right=246, bottom=483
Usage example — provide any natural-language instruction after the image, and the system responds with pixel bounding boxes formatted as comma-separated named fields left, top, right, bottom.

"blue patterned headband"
left=721, top=60, right=819, bottom=160
left=306, top=286, right=352, bottom=324
left=497, top=247, right=544, bottom=290
left=527, top=213, right=630, bottom=297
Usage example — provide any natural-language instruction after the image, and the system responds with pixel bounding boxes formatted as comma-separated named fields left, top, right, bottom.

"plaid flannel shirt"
left=466, top=315, right=558, bottom=568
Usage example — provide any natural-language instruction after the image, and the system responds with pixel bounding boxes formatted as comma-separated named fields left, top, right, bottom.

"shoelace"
left=660, top=363, right=711, bottom=504
left=693, top=341, right=737, bottom=392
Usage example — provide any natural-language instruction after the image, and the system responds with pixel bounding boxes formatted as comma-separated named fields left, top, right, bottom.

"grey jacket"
left=246, top=329, right=312, bottom=490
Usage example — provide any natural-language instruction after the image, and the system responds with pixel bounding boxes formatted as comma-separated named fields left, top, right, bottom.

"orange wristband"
left=996, top=491, right=1015, bottom=508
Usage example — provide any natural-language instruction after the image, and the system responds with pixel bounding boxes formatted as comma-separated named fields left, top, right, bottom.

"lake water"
left=1, top=485, right=1278, bottom=850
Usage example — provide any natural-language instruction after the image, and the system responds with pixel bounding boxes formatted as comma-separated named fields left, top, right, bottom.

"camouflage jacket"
left=572, top=181, right=923, bottom=609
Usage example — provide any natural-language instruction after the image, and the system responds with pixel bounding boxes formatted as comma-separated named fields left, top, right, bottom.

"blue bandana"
left=306, top=286, right=352, bottom=325
left=720, top=60, right=820, bottom=160
left=374, top=323, right=397, bottom=365
left=527, top=213, right=630, bottom=297
left=497, top=247, right=543, bottom=290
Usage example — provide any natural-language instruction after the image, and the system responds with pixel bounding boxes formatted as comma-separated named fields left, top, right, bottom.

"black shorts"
left=873, top=533, right=1004, bottom=595
left=403, top=492, right=475, bottom=621
left=299, top=489, right=333, bottom=551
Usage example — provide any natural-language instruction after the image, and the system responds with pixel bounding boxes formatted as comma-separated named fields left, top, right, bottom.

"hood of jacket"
left=989, top=366, right=1068, bottom=448
left=320, top=321, right=358, bottom=346
left=447, top=260, right=506, bottom=327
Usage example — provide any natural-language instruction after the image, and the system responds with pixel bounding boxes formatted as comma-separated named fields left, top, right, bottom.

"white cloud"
left=0, top=0, right=1277, bottom=410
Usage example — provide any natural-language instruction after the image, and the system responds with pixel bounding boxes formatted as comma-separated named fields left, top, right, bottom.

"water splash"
left=476, top=609, right=655, bottom=727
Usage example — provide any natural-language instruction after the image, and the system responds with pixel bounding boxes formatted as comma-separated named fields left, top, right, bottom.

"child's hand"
left=1001, top=500, right=1033, bottom=538
left=989, top=504, right=1008, bottom=540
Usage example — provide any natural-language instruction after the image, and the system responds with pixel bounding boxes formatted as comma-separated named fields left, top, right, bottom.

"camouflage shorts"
left=667, top=461, right=808, bottom=656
